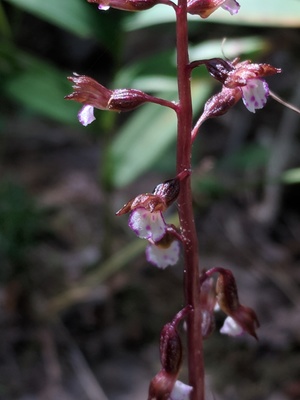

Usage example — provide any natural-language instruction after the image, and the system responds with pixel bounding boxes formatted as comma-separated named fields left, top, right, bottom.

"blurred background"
left=0, top=0, right=300, bottom=399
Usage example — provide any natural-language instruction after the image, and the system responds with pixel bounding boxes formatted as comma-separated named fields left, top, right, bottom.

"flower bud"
left=201, top=58, right=234, bottom=83
left=201, top=86, right=242, bottom=121
left=108, top=88, right=154, bottom=111
left=152, top=178, right=181, bottom=208
left=160, top=322, right=182, bottom=374
left=148, top=370, right=175, bottom=400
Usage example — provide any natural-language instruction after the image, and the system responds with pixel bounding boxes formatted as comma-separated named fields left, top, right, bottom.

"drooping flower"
left=215, top=268, right=260, bottom=339
left=187, top=0, right=240, bottom=18
left=146, top=236, right=180, bottom=269
left=65, top=73, right=163, bottom=126
left=65, top=74, right=112, bottom=126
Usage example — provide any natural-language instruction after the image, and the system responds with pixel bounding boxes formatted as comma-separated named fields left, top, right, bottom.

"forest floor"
left=0, top=113, right=299, bottom=400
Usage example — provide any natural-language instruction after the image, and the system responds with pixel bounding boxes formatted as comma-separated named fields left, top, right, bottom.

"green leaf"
left=189, top=36, right=269, bottom=61
left=107, top=79, right=211, bottom=188
left=3, top=0, right=118, bottom=42
left=124, top=0, right=300, bottom=30
left=282, top=168, right=300, bottom=184
left=2, top=50, right=79, bottom=124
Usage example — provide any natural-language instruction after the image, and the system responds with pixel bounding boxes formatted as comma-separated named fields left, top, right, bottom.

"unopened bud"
left=148, top=371, right=175, bottom=400
left=201, top=86, right=242, bottom=121
left=160, top=322, right=182, bottom=374
left=152, top=178, right=180, bottom=208
left=202, top=58, right=234, bottom=84
left=108, top=89, right=153, bottom=111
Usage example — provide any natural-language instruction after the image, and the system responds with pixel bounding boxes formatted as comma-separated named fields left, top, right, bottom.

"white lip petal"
left=220, top=316, right=243, bottom=337
left=128, top=208, right=166, bottom=241
left=169, top=381, right=193, bottom=400
left=146, top=240, right=180, bottom=269
left=78, top=105, right=96, bottom=126
left=241, top=79, right=269, bottom=113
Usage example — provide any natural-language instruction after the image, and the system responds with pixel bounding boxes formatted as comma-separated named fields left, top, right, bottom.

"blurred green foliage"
left=0, top=181, right=46, bottom=281
left=1, top=0, right=300, bottom=190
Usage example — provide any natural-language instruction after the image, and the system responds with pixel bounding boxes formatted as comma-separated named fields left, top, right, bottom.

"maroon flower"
left=215, top=268, right=260, bottom=339
left=187, top=0, right=240, bottom=18
left=65, top=74, right=159, bottom=126
left=204, top=58, right=281, bottom=113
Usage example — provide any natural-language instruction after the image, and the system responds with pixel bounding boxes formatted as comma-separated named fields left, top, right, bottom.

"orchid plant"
left=66, top=0, right=282, bottom=399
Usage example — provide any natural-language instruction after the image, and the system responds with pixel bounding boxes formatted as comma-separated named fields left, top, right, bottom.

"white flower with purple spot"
left=146, top=240, right=180, bottom=269
left=169, top=381, right=193, bottom=400
left=241, top=78, right=269, bottom=113
left=221, top=0, right=240, bottom=15
left=129, top=208, right=167, bottom=242
left=220, top=316, right=243, bottom=337
left=78, top=105, right=96, bottom=126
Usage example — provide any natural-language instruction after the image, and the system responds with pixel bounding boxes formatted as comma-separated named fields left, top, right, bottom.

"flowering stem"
left=175, top=2, right=204, bottom=399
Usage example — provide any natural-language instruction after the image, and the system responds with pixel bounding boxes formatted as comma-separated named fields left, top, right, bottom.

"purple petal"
left=78, top=105, right=96, bottom=126
left=221, top=0, right=240, bottom=15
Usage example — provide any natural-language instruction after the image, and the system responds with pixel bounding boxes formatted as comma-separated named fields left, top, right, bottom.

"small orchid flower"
left=202, top=267, right=260, bottom=339
left=129, top=207, right=167, bottom=241
left=65, top=74, right=112, bottom=126
left=146, top=237, right=180, bottom=269
left=187, top=0, right=240, bottom=19
left=203, top=58, right=281, bottom=114
left=191, top=58, right=281, bottom=136
left=220, top=316, right=243, bottom=337
left=215, top=268, right=260, bottom=339
left=66, top=73, right=170, bottom=126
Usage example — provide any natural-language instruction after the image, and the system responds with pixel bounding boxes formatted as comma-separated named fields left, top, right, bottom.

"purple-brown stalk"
left=175, top=2, right=204, bottom=400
